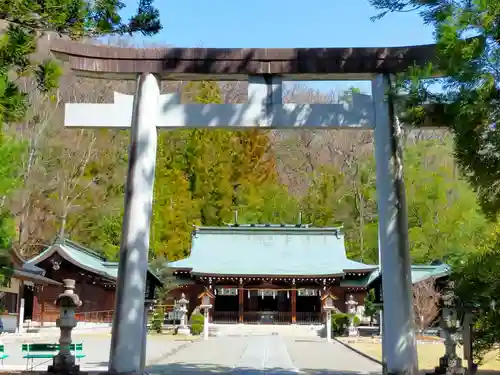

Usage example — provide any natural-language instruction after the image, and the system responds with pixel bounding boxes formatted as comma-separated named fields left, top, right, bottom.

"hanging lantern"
left=273, top=291, right=276, bottom=299
left=287, top=290, right=289, bottom=299
left=247, top=290, right=250, bottom=299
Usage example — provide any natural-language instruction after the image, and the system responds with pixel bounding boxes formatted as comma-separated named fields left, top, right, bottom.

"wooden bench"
left=22, top=343, right=85, bottom=369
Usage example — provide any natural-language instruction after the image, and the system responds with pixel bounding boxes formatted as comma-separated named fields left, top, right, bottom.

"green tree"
left=182, top=81, right=235, bottom=225
left=149, top=255, right=177, bottom=304
left=0, top=136, right=26, bottom=283
left=369, top=0, right=500, bottom=358
left=369, top=0, right=500, bottom=217
left=341, top=139, right=490, bottom=265
left=363, top=289, right=378, bottom=326
left=1, top=0, right=161, bottom=130
left=453, top=245, right=500, bottom=362
left=404, top=140, right=489, bottom=264
left=151, top=131, right=200, bottom=260
left=301, top=165, right=351, bottom=227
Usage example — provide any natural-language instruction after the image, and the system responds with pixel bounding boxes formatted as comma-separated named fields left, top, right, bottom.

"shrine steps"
left=209, top=323, right=324, bottom=338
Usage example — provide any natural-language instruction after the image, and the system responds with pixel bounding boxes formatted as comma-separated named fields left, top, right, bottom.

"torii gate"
left=51, top=40, right=437, bottom=375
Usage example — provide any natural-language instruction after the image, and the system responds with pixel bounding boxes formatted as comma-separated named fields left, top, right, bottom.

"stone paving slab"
left=284, top=338, right=382, bottom=374
left=147, top=335, right=382, bottom=375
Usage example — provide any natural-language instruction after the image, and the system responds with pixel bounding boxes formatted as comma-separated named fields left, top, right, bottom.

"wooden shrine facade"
left=171, top=272, right=370, bottom=325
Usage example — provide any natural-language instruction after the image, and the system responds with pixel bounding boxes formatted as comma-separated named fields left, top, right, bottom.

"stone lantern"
left=345, top=294, right=359, bottom=337
left=48, top=279, right=82, bottom=375
left=176, top=293, right=190, bottom=336
left=432, top=281, right=466, bottom=375
left=321, top=292, right=337, bottom=343
left=199, top=292, right=213, bottom=341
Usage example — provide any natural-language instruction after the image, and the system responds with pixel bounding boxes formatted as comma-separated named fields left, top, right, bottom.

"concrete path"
left=0, top=331, right=382, bottom=374
left=147, top=335, right=382, bottom=375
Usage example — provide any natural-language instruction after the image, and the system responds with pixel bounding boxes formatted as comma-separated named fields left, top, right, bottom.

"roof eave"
left=191, top=272, right=345, bottom=278
left=26, top=244, right=117, bottom=282
left=13, top=269, right=62, bottom=286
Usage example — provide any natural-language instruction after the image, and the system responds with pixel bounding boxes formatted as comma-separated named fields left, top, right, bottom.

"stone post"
left=345, top=294, right=359, bottom=337
left=322, top=294, right=335, bottom=343
left=48, top=279, right=82, bottom=375
left=326, top=310, right=332, bottom=342
left=200, top=294, right=212, bottom=341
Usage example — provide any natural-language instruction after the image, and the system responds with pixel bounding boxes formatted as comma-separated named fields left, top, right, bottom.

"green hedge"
left=331, top=313, right=349, bottom=336
left=331, top=313, right=361, bottom=336
left=190, top=312, right=204, bottom=335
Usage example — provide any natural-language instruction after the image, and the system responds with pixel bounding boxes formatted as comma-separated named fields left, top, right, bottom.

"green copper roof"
left=168, top=225, right=376, bottom=277
left=365, top=263, right=450, bottom=287
left=26, top=239, right=160, bottom=283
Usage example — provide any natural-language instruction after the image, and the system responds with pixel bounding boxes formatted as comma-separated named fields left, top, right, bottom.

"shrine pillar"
left=291, top=287, right=297, bottom=324
left=108, top=73, right=159, bottom=373
left=238, top=284, right=244, bottom=323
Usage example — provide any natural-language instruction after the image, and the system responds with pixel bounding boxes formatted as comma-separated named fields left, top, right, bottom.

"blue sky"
left=123, top=0, right=435, bottom=93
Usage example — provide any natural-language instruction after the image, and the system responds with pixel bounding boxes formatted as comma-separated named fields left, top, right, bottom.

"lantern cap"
left=320, top=292, right=337, bottom=301
left=198, top=288, right=215, bottom=300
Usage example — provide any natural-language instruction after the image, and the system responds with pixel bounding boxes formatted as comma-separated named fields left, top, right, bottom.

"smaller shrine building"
left=23, top=238, right=161, bottom=324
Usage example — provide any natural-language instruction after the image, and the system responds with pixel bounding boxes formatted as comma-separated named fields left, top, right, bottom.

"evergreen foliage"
left=189, top=312, right=204, bottom=336
left=369, top=0, right=500, bottom=359
left=370, top=0, right=500, bottom=217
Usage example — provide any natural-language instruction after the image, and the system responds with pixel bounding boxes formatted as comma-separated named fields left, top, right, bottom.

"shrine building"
left=23, top=238, right=161, bottom=325
left=168, top=224, right=450, bottom=325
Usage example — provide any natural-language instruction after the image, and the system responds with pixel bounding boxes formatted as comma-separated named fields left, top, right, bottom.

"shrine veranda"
left=51, top=40, right=441, bottom=375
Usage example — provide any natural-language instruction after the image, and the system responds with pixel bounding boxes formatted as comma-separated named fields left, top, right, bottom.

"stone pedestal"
left=348, top=325, right=359, bottom=337
left=176, top=326, right=191, bottom=336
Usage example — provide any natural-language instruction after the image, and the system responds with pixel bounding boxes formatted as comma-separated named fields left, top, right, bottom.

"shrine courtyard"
left=0, top=331, right=381, bottom=374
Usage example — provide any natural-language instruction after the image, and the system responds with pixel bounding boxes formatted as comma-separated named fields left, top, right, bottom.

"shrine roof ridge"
left=50, top=39, right=438, bottom=81
left=194, top=224, right=343, bottom=234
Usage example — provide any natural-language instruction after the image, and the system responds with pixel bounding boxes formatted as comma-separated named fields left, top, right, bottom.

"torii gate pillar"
left=108, top=73, right=159, bottom=373
left=50, top=40, right=437, bottom=375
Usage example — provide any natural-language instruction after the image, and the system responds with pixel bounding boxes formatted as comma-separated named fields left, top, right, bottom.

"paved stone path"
left=147, top=335, right=382, bottom=375
left=0, top=331, right=382, bottom=374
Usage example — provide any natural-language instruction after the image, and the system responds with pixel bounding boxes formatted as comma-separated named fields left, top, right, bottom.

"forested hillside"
left=0, top=36, right=494, bottom=267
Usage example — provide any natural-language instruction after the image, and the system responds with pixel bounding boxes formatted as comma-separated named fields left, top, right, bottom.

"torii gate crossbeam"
left=51, top=40, right=438, bottom=375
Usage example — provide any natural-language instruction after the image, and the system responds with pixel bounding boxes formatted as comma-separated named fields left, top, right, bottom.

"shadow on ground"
left=146, top=362, right=382, bottom=375
left=146, top=363, right=500, bottom=375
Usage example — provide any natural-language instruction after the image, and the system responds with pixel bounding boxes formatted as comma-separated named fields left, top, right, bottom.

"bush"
left=331, top=313, right=349, bottom=336
left=190, top=312, right=204, bottom=335
left=149, top=306, right=164, bottom=334
left=352, top=314, right=361, bottom=327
